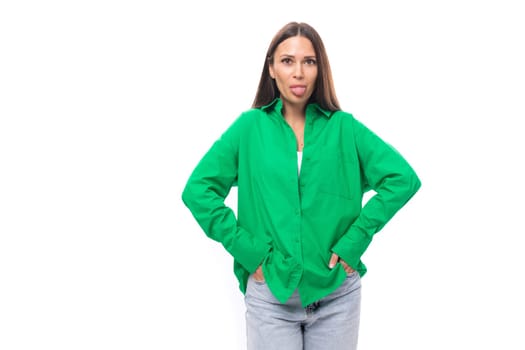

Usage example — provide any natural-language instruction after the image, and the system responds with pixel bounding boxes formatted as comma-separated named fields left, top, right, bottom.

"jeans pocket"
left=346, top=270, right=358, bottom=278
left=251, top=275, right=266, bottom=285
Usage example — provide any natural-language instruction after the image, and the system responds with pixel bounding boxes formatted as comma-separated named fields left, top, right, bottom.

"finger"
left=340, top=259, right=354, bottom=273
left=253, top=266, right=264, bottom=281
left=328, top=253, right=339, bottom=268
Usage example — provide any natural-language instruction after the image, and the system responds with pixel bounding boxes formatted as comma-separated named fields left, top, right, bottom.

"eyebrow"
left=279, top=54, right=317, bottom=59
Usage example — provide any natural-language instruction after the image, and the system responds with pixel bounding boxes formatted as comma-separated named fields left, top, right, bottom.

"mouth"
left=290, top=85, right=307, bottom=97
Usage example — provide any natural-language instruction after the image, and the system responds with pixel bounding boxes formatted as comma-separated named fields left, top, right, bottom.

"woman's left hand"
left=252, top=265, right=265, bottom=282
left=329, top=253, right=355, bottom=274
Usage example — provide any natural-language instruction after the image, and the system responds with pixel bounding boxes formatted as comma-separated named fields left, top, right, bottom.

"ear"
left=269, top=64, right=275, bottom=79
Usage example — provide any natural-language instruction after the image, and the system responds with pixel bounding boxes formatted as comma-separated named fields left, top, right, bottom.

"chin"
left=286, top=95, right=309, bottom=105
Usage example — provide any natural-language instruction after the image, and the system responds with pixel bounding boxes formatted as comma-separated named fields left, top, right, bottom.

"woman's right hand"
left=329, top=253, right=355, bottom=274
left=253, top=265, right=265, bottom=282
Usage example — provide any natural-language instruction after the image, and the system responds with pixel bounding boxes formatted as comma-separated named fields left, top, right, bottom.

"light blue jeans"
left=245, top=272, right=361, bottom=350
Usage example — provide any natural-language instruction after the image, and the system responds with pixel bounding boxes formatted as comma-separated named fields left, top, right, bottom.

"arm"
left=181, top=115, right=271, bottom=273
left=331, top=118, right=421, bottom=269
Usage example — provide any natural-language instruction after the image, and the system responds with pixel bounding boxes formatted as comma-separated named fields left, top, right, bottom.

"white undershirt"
left=297, top=151, right=303, bottom=176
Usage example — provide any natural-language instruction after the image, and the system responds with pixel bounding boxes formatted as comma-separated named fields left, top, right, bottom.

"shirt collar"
left=260, top=98, right=333, bottom=119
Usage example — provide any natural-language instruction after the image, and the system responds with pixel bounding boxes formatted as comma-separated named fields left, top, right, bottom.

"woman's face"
left=269, top=36, right=318, bottom=110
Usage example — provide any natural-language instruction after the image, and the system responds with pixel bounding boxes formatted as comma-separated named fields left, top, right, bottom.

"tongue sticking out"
left=291, top=86, right=306, bottom=97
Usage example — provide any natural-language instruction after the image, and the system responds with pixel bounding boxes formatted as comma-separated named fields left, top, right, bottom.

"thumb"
left=328, top=253, right=339, bottom=268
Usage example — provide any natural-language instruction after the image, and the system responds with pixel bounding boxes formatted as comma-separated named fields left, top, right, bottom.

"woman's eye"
left=281, top=58, right=293, bottom=64
left=305, top=58, right=317, bottom=65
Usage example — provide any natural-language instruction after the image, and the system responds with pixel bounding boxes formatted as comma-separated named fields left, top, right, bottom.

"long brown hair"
left=252, top=22, right=340, bottom=111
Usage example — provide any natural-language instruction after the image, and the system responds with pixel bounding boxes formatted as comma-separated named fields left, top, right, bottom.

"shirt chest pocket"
left=318, top=150, right=359, bottom=201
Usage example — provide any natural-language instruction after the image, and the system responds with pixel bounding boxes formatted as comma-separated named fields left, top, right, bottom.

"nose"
left=293, top=62, right=304, bottom=79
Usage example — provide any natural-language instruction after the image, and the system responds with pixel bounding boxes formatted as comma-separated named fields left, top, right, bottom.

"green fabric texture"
left=182, top=98, right=421, bottom=307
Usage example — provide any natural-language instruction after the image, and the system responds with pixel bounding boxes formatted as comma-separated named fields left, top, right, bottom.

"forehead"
left=275, top=36, right=315, bottom=56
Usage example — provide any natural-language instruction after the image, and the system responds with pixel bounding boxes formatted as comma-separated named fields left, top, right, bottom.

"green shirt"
left=182, top=98, right=421, bottom=307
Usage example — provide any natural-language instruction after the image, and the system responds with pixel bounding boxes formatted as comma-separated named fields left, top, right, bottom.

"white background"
left=1, top=0, right=524, bottom=349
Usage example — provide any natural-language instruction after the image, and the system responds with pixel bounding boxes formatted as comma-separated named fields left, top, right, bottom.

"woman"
left=182, top=21, right=421, bottom=350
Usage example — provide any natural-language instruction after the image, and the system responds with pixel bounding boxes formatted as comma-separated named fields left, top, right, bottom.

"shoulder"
left=331, top=110, right=357, bottom=122
left=229, top=107, right=265, bottom=130
left=329, top=110, right=361, bottom=131
left=331, top=110, right=373, bottom=132
left=240, top=107, right=266, bottom=120
left=220, top=108, right=265, bottom=140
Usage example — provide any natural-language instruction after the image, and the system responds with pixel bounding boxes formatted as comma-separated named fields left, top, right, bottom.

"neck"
left=282, top=101, right=306, bottom=124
